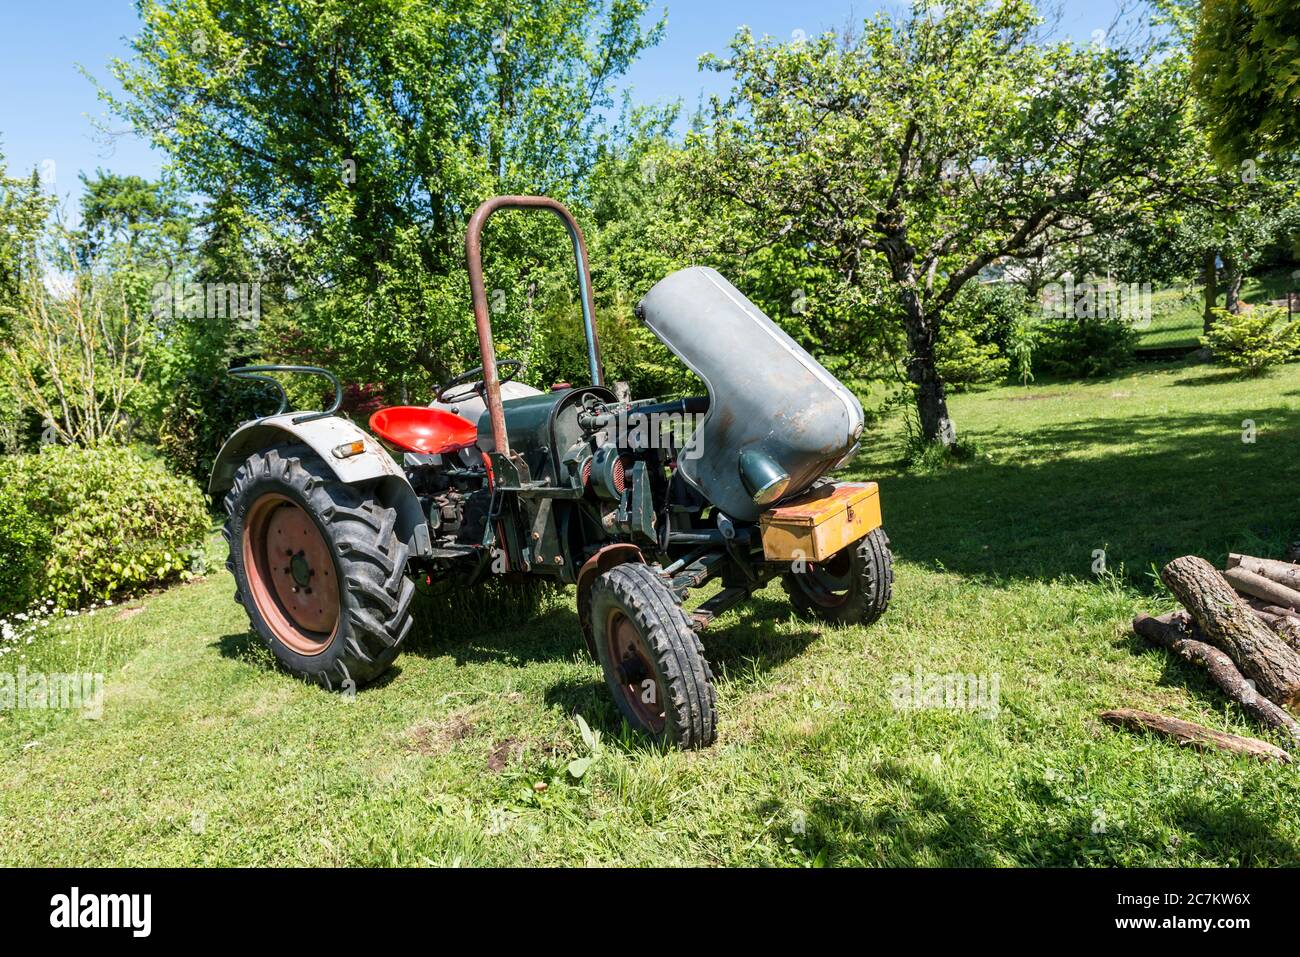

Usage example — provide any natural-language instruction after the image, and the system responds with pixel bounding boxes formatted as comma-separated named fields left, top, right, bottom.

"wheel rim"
left=242, top=493, right=340, bottom=655
left=792, top=547, right=855, bottom=608
left=603, top=609, right=667, bottom=734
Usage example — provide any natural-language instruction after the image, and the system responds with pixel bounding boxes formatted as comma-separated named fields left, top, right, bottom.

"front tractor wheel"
left=782, top=526, right=893, bottom=626
left=223, top=444, right=415, bottom=690
left=590, top=563, right=717, bottom=749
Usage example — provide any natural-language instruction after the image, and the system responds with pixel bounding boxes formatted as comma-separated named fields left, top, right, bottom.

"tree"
left=0, top=150, right=53, bottom=320
left=1107, top=2, right=1300, bottom=330
left=3, top=226, right=154, bottom=446
left=678, top=0, right=1186, bottom=445
left=0, top=148, right=56, bottom=452
left=105, top=0, right=663, bottom=392
left=78, top=170, right=191, bottom=271
left=1192, top=0, right=1300, bottom=163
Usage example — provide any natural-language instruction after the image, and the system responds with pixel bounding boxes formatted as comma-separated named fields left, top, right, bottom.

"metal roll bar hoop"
left=465, top=196, right=603, bottom=456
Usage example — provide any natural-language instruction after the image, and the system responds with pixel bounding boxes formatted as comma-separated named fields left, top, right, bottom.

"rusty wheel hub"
left=242, top=493, right=340, bottom=655
left=605, top=610, right=666, bottom=733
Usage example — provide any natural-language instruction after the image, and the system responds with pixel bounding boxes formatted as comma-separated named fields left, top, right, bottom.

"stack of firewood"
left=1112, top=553, right=1300, bottom=764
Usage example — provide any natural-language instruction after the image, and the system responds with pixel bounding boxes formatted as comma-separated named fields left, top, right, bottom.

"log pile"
left=1116, top=553, right=1300, bottom=763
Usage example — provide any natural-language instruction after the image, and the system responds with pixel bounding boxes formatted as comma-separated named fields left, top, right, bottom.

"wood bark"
left=1260, top=604, right=1300, bottom=622
left=1222, top=566, right=1300, bottom=611
left=1161, top=556, right=1300, bottom=708
left=1202, top=248, right=1218, bottom=333
left=1227, top=554, right=1300, bottom=593
left=1101, top=708, right=1291, bottom=763
left=1133, top=612, right=1300, bottom=741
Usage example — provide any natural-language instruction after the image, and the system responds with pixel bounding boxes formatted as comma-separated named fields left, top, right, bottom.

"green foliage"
left=106, top=0, right=664, bottom=393
left=1032, top=317, right=1137, bottom=378
left=0, top=494, right=52, bottom=615
left=935, top=283, right=1036, bottom=390
left=1201, top=305, right=1300, bottom=375
left=158, top=374, right=271, bottom=484
left=0, top=445, right=210, bottom=613
left=936, top=329, right=1009, bottom=392
left=1192, top=0, right=1300, bottom=162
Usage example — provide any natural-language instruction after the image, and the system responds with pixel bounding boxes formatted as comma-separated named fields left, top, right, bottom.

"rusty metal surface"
left=465, top=196, right=603, bottom=457
left=759, top=481, right=879, bottom=527
left=637, top=266, right=864, bottom=522
left=575, top=543, right=645, bottom=657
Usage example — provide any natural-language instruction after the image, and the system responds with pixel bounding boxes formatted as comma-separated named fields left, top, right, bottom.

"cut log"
left=1101, top=708, right=1291, bottom=763
left=1222, top=566, right=1300, bottom=612
left=1259, top=604, right=1300, bottom=621
left=1161, top=556, right=1300, bottom=708
left=1245, top=604, right=1300, bottom=648
left=1227, top=553, right=1300, bottom=592
left=1133, top=612, right=1300, bottom=741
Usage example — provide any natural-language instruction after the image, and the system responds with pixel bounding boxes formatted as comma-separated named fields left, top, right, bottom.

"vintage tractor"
left=209, top=196, right=892, bottom=748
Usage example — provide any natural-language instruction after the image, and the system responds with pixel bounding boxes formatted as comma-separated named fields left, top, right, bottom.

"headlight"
left=738, top=448, right=790, bottom=506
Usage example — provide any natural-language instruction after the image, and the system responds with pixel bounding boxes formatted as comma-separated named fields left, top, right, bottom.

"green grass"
left=1133, top=267, right=1299, bottom=350
left=4, top=359, right=1300, bottom=865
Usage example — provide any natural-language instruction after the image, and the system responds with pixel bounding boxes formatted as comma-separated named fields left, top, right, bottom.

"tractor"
left=209, top=195, right=892, bottom=749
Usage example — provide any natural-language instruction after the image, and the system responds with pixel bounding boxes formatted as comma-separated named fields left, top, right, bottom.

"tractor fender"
left=576, top=543, right=645, bottom=658
left=209, top=413, right=431, bottom=558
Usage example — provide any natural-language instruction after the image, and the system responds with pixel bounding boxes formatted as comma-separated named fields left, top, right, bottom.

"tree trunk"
left=1133, top=612, right=1300, bottom=741
left=1160, top=556, right=1300, bottom=708
left=1223, top=254, right=1244, bottom=314
left=1101, top=708, right=1291, bottom=763
left=900, top=292, right=956, bottom=447
left=1202, top=248, right=1218, bottom=333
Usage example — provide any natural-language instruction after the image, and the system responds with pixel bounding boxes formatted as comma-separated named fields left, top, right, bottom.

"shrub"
left=1032, top=317, right=1136, bottom=378
left=936, top=283, right=1036, bottom=390
left=159, top=374, right=272, bottom=484
left=0, top=444, right=210, bottom=613
left=949, top=282, right=1037, bottom=352
left=1201, top=306, right=1300, bottom=376
left=936, top=327, right=1010, bottom=391
left=0, top=495, right=51, bottom=614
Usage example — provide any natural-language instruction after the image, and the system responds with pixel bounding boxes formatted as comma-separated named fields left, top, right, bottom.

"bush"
left=1032, top=317, right=1136, bottom=378
left=936, top=283, right=1036, bottom=390
left=0, top=495, right=52, bottom=614
left=936, top=327, right=1010, bottom=391
left=0, top=445, right=210, bottom=613
left=949, top=282, right=1037, bottom=352
left=159, top=374, right=273, bottom=484
left=1201, top=306, right=1300, bottom=376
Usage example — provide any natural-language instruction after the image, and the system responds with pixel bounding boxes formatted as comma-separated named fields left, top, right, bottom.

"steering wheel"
left=436, top=359, right=524, bottom=405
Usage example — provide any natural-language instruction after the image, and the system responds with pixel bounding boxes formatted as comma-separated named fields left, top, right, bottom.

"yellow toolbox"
left=759, top=482, right=882, bottom=563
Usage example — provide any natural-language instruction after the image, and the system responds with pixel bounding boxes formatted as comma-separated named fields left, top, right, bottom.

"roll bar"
left=466, top=196, right=603, bottom=456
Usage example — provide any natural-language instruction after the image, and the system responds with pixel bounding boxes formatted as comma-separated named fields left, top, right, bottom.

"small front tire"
left=589, top=563, right=717, bottom=749
left=782, top=526, right=893, bottom=626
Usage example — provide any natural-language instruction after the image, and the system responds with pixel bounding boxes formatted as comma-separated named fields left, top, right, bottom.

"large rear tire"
left=782, top=526, right=893, bottom=627
left=223, top=444, right=415, bottom=690
left=590, top=563, right=717, bottom=749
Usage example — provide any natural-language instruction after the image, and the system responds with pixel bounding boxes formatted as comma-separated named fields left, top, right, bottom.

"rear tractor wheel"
left=223, top=444, right=415, bottom=690
left=782, top=526, right=893, bottom=626
left=589, top=563, right=717, bottom=749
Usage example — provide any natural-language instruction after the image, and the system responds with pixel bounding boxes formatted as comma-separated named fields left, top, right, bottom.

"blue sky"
left=0, top=0, right=1126, bottom=197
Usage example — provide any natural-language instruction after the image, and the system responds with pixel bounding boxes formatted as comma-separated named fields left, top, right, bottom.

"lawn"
left=1133, top=267, right=1300, bottom=350
left=4, top=358, right=1300, bottom=866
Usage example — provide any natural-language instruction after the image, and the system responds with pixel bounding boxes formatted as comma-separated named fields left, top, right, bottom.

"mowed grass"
left=4, top=359, right=1300, bottom=866
left=1133, top=268, right=1299, bottom=350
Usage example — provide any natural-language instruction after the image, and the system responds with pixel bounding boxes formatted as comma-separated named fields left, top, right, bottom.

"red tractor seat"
left=369, top=406, right=478, bottom=455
